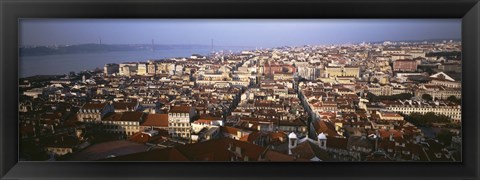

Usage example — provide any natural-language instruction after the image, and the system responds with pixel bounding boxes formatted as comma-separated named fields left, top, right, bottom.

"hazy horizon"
left=20, top=19, right=461, bottom=48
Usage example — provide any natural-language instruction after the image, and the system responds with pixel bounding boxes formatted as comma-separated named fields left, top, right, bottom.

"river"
left=20, top=46, right=253, bottom=77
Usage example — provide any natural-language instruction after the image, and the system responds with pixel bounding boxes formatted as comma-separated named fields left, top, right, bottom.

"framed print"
left=1, top=0, right=479, bottom=179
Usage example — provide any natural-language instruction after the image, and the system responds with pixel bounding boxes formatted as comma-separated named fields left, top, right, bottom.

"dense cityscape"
left=19, top=40, right=462, bottom=161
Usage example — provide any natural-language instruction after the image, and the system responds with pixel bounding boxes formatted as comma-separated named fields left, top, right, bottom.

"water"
left=20, top=46, right=253, bottom=77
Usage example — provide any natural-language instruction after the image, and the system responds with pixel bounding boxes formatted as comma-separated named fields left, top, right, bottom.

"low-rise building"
left=101, top=111, right=144, bottom=136
left=77, top=102, right=114, bottom=122
left=393, top=59, right=417, bottom=72
left=168, top=106, right=195, bottom=139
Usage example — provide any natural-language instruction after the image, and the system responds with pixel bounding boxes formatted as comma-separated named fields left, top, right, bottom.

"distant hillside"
left=19, top=44, right=212, bottom=56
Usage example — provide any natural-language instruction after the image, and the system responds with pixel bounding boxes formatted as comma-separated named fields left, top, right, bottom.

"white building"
left=168, top=106, right=196, bottom=139
left=386, top=103, right=461, bottom=123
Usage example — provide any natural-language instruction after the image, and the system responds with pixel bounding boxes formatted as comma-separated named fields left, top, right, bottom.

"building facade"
left=77, top=103, right=114, bottom=122
left=393, top=59, right=417, bottom=72
left=386, top=104, right=461, bottom=123
left=168, top=106, right=196, bottom=139
left=104, top=63, right=119, bottom=76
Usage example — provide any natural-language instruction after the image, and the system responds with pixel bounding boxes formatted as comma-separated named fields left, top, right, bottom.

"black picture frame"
left=1, top=0, right=479, bottom=179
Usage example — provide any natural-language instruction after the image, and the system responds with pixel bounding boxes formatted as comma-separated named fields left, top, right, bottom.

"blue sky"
left=19, top=19, right=461, bottom=47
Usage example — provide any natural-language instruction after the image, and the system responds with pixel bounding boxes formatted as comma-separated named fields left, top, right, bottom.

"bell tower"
left=288, top=132, right=298, bottom=155
left=317, top=132, right=327, bottom=150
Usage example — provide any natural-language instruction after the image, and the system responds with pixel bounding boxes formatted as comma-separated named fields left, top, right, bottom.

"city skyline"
left=20, top=19, right=461, bottom=47
left=19, top=19, right=462, bottom=162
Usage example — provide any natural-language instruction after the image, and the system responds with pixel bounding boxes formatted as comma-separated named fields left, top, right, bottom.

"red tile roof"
left=128, top=132, right=152, bottom=143
left=102, top=112, right=123, bottom=121
left=291, top=141, right=331, bottom=161
left=107, top=138, right=268, bottom=161
left=239, top=131, right=262, bottom=143
left=263, top=150, right=307, bottom=161
left=176, top=138, right=265, bottom=161
left=312, top=120, right=339, bottom=137
left=120, top=112, right=144, bottom=122
left=81, top=102, right=107, bottom=110
left=378, top=129, right=403, bottom=140
left=104, top=147, right=189, bottom=161
left=326, top=137, right=348, bottom=150
left=113, top=102, right=137, bottom=110
left=221, top=126, right=239, bottom=135
left=169, top=106, right=192, bottom=113
left=141, top=114, right=168, bottom=127
left=102, top=112, right=144, bottom=122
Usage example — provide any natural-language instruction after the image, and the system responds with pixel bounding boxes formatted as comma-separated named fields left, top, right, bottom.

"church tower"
left=288, top=132, right=298, bottom=155
left=317, top=132, right=327, bottom=150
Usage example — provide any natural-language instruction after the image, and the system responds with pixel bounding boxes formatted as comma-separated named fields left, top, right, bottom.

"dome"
left=288, top=132, right=297, bottom=139
left=317, top=132, right=327, bottom=140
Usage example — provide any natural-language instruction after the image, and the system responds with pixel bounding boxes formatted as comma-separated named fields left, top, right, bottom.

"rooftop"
left=81, top=102, right=107, bottom=110
left=169, top=106, right=192, bottom=113
left=141, top=114, right=169, bottom=127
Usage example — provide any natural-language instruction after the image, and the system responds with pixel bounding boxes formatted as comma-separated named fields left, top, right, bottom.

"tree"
left=447, top=96, right=456, bottom=102
left=422, top=94, right=433, bottom=101
left=404, top=112, right=452, bottom=127
left=392, top=93, right=413, bottom=100
left=366, top=92, right=378, bottom=101
left=404, top=112, right=425, bottom=126
left=426, top=51, right=462, bottom=60
left=447, top=96, right=461, bottom=104
left=367, top=92, right=413, bottom=101
left=437, top=130, right=453, bottom=146
left=425, top=67, right=434, bottom=75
